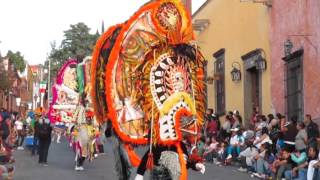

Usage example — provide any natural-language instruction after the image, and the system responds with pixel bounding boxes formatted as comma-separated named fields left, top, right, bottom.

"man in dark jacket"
left=304, top=114, right=319, bottom=147
left=37, top=118, right=52, bottom=166
left=32, top=114, right=40, bottom=155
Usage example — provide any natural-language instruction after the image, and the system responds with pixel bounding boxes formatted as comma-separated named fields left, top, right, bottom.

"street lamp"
left=231, top=62, right=241, bottom=82
left=255, top=55, right=267, bottom=71
left=284, top=39, right=293, bottom=56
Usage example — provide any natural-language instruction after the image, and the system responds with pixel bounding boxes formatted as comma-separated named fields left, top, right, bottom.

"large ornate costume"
left=49, top=57, right=101, bottom=171
left=91, top=0, right=206, bottom=179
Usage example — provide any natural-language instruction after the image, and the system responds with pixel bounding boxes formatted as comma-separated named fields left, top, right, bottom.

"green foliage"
left=45, top=22, right=99, bottom=80
left=0, top=64, right=10, bottom=91
left=7, top=50, right=26, bottom=72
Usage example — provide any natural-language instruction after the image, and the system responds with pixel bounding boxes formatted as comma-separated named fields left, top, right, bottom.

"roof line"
left=192, top=0, right=211, bottom=18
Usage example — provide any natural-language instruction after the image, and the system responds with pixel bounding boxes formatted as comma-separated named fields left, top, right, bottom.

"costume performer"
left=91, top=0, right=206, bottom=179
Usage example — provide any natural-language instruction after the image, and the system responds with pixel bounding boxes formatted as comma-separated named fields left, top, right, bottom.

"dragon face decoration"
left=91, top=0, right=205, bottom=178
left=49, top=59, right=79, bottom=123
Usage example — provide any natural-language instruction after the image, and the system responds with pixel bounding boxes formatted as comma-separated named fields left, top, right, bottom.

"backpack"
left=38, top=124, right=50, bottom=139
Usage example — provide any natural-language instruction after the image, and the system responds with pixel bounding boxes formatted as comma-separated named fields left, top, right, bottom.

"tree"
left=7, top=50, right=26, bottom=72
left=45, top=22, right=99, bottom=80
left=0, top=61, right=9, bottom=91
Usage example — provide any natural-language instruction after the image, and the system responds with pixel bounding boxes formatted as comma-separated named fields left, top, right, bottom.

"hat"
left=230, top=127, right=239, bottom=132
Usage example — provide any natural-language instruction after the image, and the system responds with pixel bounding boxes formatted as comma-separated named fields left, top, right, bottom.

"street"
left=14, top=138, right=253, bottom=180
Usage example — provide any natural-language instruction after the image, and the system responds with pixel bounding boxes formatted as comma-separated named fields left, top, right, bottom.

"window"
left=283, top=49, right=304, bottom=121
left=213, top=49, right=225, bottom=115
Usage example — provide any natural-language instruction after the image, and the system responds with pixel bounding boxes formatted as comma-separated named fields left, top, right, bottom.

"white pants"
left=307, top=160, right=318, bottom=180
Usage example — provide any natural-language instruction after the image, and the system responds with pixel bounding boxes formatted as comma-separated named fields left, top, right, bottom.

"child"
left=203, top=136, right=219, bottom=163
left=215, top=141, right=227, bottom=166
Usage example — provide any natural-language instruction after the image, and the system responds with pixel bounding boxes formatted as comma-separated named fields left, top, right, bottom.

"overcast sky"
left=0, top=0, right=206, bottom=65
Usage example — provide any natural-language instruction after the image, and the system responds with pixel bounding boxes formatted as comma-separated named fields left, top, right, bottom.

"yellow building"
left=192, top=0, right=272, bottom=125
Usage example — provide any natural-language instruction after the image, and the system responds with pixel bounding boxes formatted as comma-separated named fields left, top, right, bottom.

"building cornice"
left=192, top=0, right=211, bottom=18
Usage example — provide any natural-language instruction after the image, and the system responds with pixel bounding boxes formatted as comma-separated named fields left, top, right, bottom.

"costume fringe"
left=177, top=143, right=187, bottom=180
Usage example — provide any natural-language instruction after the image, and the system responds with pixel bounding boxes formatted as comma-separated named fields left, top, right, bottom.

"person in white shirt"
left=225, top=128, right=244, bottom=161
left=15, top=117, right=25, bottom=150
left=238, top=140, right=258, bottom=172
left=307, top=147, right=320, bottom=180
left=254, top=127, right=272, bottom=149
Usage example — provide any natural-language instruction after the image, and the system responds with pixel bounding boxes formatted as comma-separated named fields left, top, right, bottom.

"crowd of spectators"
left=198, top=108, right=320, bottom=180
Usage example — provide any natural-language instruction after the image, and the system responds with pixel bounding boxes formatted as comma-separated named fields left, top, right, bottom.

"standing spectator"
left=254, top=127, right=272, bottom=149
left=304, top=114, right=319, bottom=147
left=0, top=116, right=10, bottom=147
left=250, top=106, right=259, bottom=127
left=205, top=109, right=219, bottom=138
left=232, top=110, right=242, bottom=129
left=14, top=117, right=26, bottom=150
left=295, top=122, right=308, bottom=152
left=255, top=115, right=268, bottom=138
left=38, top=117, right=52, bottom=166
left=32, top=112, right=41, bottom=156
left=220, top=115, right=231, bottom=141
left=283, top=116, right=298, bottom=151
left=268, top=114, right=280, bottom=154
left=277, top=113, right=286, bottom=133
left=268, top=114, right=279, bottom=131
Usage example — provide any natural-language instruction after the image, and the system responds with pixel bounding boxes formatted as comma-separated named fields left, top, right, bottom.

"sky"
left=0, top=0, right=206, bottom=65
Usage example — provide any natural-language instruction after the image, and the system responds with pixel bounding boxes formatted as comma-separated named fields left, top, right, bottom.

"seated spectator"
left=271, top=148, right=293, bottom=180
left=254, top=127, right=272, bottom=149
left=197, top=137, right=205, bottom=157
left=307, top=146, right=320, bottom=180
left=252, top=142, right=274, bottom=179
left=276, top=132, right=285, bottom=156
left=0, top=165, right=14, bottom=180
left=238, top=140, right=258, bottom=172
left=215, top=141, right=227, bottom=165
left=225, top=128, right=244, bottom=163
left=284, top=149, right=308, bottom=180
left=203, top=136, right=219, bottom=163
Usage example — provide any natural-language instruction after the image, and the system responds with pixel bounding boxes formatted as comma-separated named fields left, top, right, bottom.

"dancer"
left=91, top=1, right=207, bottom=179
left=74, top=110, right=96, bottom=171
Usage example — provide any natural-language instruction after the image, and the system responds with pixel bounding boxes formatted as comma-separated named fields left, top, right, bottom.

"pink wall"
left=270, top=0, right=320, bottom=120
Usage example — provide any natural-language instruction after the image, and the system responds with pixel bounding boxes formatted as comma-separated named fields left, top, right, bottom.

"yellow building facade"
left=193, top=0, right=272, bottom=125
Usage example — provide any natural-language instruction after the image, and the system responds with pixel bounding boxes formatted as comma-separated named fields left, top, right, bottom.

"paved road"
left=13, top=138, right=253, bottom=180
